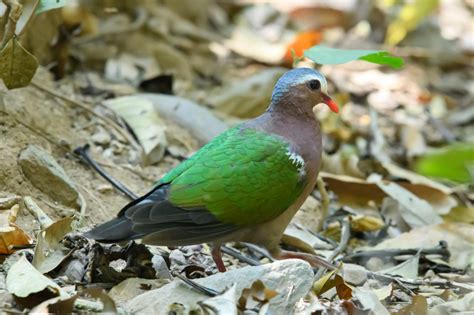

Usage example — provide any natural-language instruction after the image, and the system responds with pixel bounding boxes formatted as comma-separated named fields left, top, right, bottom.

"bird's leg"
left=211, top=243, right=227, bottom=272
left=272, top=248, right=336, bottom=270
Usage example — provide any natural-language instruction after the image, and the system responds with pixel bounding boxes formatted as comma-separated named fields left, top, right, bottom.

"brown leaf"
left=0, top=205, right=33, bottom=254
left=394, top=295, right=428, bottom=315
left=0, top=38, right=38, bottom=89
left=238, top=280, right=278, bottom=312
left=32, top=216, right=74, bottom=274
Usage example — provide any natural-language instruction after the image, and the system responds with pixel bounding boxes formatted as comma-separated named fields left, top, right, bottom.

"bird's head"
left=271, top=68, right=339, bottom=114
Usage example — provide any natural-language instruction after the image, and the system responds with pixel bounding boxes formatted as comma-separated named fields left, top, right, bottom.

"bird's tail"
left=83, top=216, right=141, bottom=243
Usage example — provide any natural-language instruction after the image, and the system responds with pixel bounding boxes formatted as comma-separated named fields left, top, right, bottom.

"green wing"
left=160, top=127, right=306, bottom=226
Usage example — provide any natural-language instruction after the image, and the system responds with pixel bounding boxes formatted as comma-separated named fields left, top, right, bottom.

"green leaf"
left=36, top=0, right=67, bottom=15
left=0, top=38, right=38, bottom=89
left=304, top=45, right=404, bottom=69
left=414, top=143, right=474, bottom=184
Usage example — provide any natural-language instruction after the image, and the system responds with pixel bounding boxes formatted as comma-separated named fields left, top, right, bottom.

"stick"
left=172, top=271, right=220, bottom=297
left=315, top=218, right=350, bottom=279
left=1, top=0, right=21, bottom=47
left=74, top=144, right=138, bottom=200
left=24, top=196, right=53, bottom=229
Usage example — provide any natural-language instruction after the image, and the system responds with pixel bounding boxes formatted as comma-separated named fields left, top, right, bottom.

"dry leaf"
left=380, top=252, right=420, bottom=279
left=238, top=279, right=278, bottom=313
left=199, top=283, right=238, bottom=315
left=369, top=175, right=443, bottom=228
left=321, top=172, right=457, bottom=215
left=103, top=96, right=168, bottom=165
left=393, top=295, right=428, bottom=315
left=0, top=38, right=38, bottom=89
left=371, top=223, right=473, bottom=269
left=0, top=205, right=33, bottom=254
left=352, top=288, right=390, bottom=315
left=6, top=255, right=63, bottom=298
left=32, top=216, right=74, bottom=274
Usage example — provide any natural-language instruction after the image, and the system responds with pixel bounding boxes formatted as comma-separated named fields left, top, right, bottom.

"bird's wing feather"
left=87, top=126, right=307, bottom=245
left=163, top=127, right=307, bottom=226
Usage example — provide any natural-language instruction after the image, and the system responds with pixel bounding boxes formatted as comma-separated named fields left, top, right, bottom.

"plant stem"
left=1, top=0, right=21, bottom=47
left=0, top=1, right=12, bottom=42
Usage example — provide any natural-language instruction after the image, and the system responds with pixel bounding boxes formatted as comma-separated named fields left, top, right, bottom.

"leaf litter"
left=0, top=0, right=472, bottom=314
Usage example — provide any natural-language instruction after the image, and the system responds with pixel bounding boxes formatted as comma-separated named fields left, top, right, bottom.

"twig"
left=76, top=191, right=87, bottom=226
left=315, top=219, right=350, bottom=279
left=1, top=0, right=21, bottom=47
left=342, top=242, right=450, bottom=263
left=316, top=177, right=330, bottom=231
left=17, top=0, right=39, bottom=37
left=24, top=196, right=53, bottom=229
left=221, top=245, right=260, bottom=266
left=0, top=1, right=11, bottom=40
left=172, top=270, right=220, bottom=297
left=31, top=80, right=143, bottom=154
left=74, top=144, right=139, bottom=200
left=369, top=272, right=416, bottom=296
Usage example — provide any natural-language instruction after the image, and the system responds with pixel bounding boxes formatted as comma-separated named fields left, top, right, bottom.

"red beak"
left=321, top=93, right=339, bottom=113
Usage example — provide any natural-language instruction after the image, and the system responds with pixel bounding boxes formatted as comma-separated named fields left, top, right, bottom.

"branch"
left=1, top=0, right=22, bottom=47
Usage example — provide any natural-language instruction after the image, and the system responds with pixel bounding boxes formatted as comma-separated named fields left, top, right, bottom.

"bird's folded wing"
left=162, top=127, right=307, bottom=226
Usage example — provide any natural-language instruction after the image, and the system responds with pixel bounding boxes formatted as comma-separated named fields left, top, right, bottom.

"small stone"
left=18, top=145, right=78, bottom=207
left=126, top=259, right=314, bottom=315
left=342, top=263, right=368, bottom=285
left=91, top=127, right=111, bottom=146
left=96, top=184, right=113, bottom=194
left=0, top=194, right=21, bottom=210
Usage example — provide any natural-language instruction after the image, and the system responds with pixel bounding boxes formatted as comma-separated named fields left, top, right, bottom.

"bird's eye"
left=308, top=79, right=321, bottom=91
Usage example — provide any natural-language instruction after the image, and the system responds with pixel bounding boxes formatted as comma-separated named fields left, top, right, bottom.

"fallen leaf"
left=371, top=223, right=473, bottom=269
left=200, top=283, right=238, bottom=315
left=238, top=280, right=278, bottom=313
left=0, top=204, right=33, bottom=254
left=429, top=292, right=474, bottom=315
left=0, top=38, right=38, bottom=89
left=321, top=172, right=457, bottom=215
left=30, top=288, right=118, bottom=314
left=313, top=269, right=340, bottom=296
left=6, top=255, right=63, bottom=298
left=284, top=30, right=322, bottom=64
left=30, top=295, right=78, bottom=314
left=380, top=252, right=420, bottom=279
left=393, top=295, right=428, bottom=315
left=103, top=96, right=168, bottom=165
left=32, top=216, right=74, bottom=274
left=370, top=175, right=443, bottom=228
left=108, top=278, right=170, bottom=306
left=372, top=284, right=393, bottom=301
left=352, top=287, right=390, bottom=315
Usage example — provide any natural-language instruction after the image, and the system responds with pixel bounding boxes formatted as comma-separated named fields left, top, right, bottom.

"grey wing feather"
left=85, top=184, right=237, bottom=245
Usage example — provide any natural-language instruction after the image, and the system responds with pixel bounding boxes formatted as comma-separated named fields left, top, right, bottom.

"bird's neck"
left=267, top=93, right=316, bottom=122
left=249, top=95, right=322, bottom=159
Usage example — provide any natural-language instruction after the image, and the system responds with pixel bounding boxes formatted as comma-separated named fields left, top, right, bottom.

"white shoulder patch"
left=286, top=149, right=306, bottom=177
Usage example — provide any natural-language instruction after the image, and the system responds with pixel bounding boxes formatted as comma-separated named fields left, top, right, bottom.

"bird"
left=85, top=67, right=339, bottom=272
